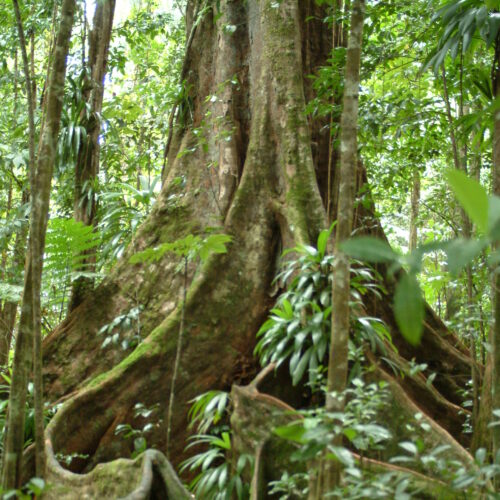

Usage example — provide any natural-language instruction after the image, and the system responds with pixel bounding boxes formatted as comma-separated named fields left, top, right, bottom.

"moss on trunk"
left=36, top=0, right=480, bottom=496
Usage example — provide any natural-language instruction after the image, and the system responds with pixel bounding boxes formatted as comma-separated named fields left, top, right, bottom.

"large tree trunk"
left=38, top=0, right=477, bottom=496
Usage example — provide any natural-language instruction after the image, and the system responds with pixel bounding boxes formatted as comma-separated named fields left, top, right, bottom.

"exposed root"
left=231, top=362, right=475, bottom=497
left=44, top=443, right=190, bottom=499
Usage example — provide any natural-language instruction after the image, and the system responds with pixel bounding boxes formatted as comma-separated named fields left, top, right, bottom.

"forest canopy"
left=0, top=0, right=499, bottom=498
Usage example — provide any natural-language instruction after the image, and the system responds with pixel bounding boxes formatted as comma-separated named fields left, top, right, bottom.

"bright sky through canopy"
left=88, top=0, right=180, bottom=25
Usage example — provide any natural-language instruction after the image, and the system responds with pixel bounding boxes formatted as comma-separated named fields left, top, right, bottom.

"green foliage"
left=129, top=233, right=232, bottom=265
left=268, top=472, right=309, bottom=499
left=255, top=229, right=390, bottom=387
left=98, top=306, right=143, bottom=350
left=114, top=403, right=161, bottom=459
left=188, top=390, right=230, bottom=434
left=0, top=477, right=47, bottom=500
left=43, top=217, right=101, bottom=323
left=390, top=443, right=500, bottom=496
left=271, top=378, right=395, bottom=497
left=445, top=237, right=488, bottom=275
left=255, top=241, right=333, bottom=387
left=57, top=70, right=91, bottom=172
left=274, top=378, right=392, bottom=454
left=341, top=237, right=399, bottom=264
left=45, top=218, right=100, bottom=279
left=181, top=391, right=252, bottom=500
left=0, top=283, right=23, bottom=302
left=342, top=236, right=428, bottom=345
left=271, top=376, right=500, bottom=498
left=98, top=176, right=161, bottom=263
left=394, top=273, right=425, bottom=346
left=446, top=169, right=489, bottom=233
left=0, top=371, right=56, bottom=461
left=426, top=0, right=500, bottom=73
left=181, top=434, right=252, bottom=500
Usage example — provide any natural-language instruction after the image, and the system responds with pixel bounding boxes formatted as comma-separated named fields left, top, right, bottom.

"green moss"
left=86, top=336, right=162, bottom=389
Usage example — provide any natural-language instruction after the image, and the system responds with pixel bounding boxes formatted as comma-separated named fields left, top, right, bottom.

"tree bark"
left=310, top=1, right=365, bottom=495
left=491, top=36, right=500, bottom=467
left=2, top=0, right=76, bottom=487
left=1, top=1, right=36, bottom=372
left=327, top=0, right=365, bottom=414
left=31, top=0, right=479, bottom=496
left=69, top=0, right=116, bottom=311
left=0, top=196, right=29, bottom=368
left=409, top=169, right=420, bottom=252
left=442, top=66, right=480, bottom=431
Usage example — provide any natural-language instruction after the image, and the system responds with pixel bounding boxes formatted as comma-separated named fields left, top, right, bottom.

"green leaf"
left=343, top=428, right=358, bottom=442
left=211, top=431, right=231, bottom=450
left=199, top=234, right=232, bottom=261
left=317, top=222, right=335, bottom=258
left=282, top=299, right=293, bottom=319
left=489, top=195, right=500, bottom=239
left=326, top=446, right=354, bottom=467
left=274, top=422, right=306, bottom=443
left=341, top=237, right=399, bottom=263
left=292, top=347, right=312, bottom=385
left=129, top=244, right=169, bottom=264
left=394, top=274, right=424, bottom=346
left=446, top=170, right=489, bottom=233
left=445, top=238, right=488, bottom=275
left=26, top=478, right=45, bottom=495
left=399, top=441, right=418, bottom=456
left=317, top=230, right=329, bottom=258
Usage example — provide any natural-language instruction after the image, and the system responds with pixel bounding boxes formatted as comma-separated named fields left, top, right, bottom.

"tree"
left=2, top=0, right=76, bottom=488
left=425, top=0, right=500, bottom=459
left=69, top=0, right=116, bottom=311
left=12, top=0, right=477, bottom=496
left=310, top=0, right=366, bottom=495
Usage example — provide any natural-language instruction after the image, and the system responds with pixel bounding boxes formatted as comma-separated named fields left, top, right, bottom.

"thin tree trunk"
left=442, top=68, right=479, bottom=427
left=326, top=0, right=344, bottom=224
left=30, top=20, right=36, bottom=112
left=491, top=38, right=500, bottom=474
left=0, top=177, right=14, bottom=366
left=0, top=50, right=29, bottom=368
left=12, top=0, right=35, bottom=197
left=10, top=0, right=40, bottom=475
left=0, top=191, right=29, bottom=368
left=69, top=0, right=115, bottom=311
left=11, top=0, right=48, bottom=477
left=2, top=0, right=76, bottom=487
left=409, top=169, right=420, bottom=252
left=310, top=1, right=365, bottom=496
left=327, top=0, right=365, bottom=419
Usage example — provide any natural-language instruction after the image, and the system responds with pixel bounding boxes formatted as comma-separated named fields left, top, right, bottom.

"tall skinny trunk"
left=0, top=53, right=27, bottom=368
left=69, top=0, right=115, bottom=311
left=491, top=37, right=500, bottom=471
left=442, top=68, right=480, bottom=427
left=327, top=0, right=364, bottom=413
left=0, top=191, right=29, bottom=367
left=9, top=0, right=36, bottom=376
left=409, top=169, right=420, bottom=252
left=2, top=0, right=76, bottom=487
left=310, top=1, right=365, bottom=496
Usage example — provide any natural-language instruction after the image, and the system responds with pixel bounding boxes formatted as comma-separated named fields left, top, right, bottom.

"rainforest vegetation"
left=1, top=0, right=500, bottom=498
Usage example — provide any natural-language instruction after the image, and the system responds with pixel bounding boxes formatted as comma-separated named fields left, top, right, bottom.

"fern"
left=98, top=176, right=160, bottom=263
left=43, top=218, right=100, bottom=322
